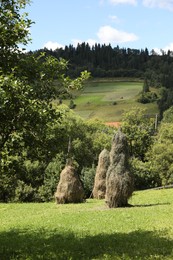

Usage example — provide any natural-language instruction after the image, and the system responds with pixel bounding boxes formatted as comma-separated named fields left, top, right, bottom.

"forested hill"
left=32, top=43, right=173, bottom=80
left=31, top=43, right=173, bottom=116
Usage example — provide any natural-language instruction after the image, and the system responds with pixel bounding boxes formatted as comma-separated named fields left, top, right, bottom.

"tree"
left=149, top=123, right=173, bottom=186
left=0, top=0, right=32, bottom=73
left=81, top=165, right=96, bottom=198
left=121, top=108, right=155, bottom=161
left=143, top=78, right=150, bottom=93
left=162, top=106, right=173, bottom=123
left=0, top=0, right=90, bottom=202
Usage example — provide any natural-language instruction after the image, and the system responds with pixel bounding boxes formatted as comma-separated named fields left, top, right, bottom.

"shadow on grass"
left=133, top=203, right=171, bottom=207
left=0, top=229, right=173, bottom=260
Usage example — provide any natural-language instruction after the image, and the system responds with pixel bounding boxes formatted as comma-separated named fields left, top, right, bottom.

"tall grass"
left=0, top=189, right=173, bottom=259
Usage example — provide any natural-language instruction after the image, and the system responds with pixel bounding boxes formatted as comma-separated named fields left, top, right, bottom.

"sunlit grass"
left=0, top=189, right=173, bottom=259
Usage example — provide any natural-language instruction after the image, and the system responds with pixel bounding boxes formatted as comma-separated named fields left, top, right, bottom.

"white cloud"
left=86, top=39, right=97, bottom=46
left=165, top=42, right=173, bottom=51
left=109, top=15, right=121, bottom=23
left=153, top=42, right=173, bottom=55
left=97, top=25, right=138, bottom=44
left=162, top=42, right=173, bottom=52
left=143, top=0, right=173, bottom=11
left=71, top=39, right=83, bottom=47
left=109, top=0, right=137, bottom=5
left=153, top=48, right=162, bottom=55
left=71, top=25, right=138, bottom=47
left=43, top=41, right=64, bottom=50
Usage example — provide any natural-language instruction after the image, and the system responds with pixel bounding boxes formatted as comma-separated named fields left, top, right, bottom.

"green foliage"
left=14, top=180, right=36, bottom=202
left=0, top=0, right=32, bottom=73
left=142, top=78, right=150, bottom=93
left=0, top=0, right=91, bottom=202
left=69, top=99, right=76, bottom=109
left=149, top=123, right=173, bottom=185
left=130, top=158, right=161, bottom=190
left=0, top=74, right=57, bottom=181
left=81, top=166, right=96, bottom=198
left=157, top=87, right=173, bottom=118
left=138, top=92, right=158, bottom=104
left=53, top=107, right=114, bottom=169
left=162, top=106, right=173, bottom=123
left=121, top=107, right=155, bottom=160
left=0, top=169, right=16, bottom=202
left=37, top=153, right=65, bottom=202
left=85, top=119, right=113, bottom=153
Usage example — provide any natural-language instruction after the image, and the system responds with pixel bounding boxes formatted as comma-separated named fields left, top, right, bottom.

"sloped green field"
left=71, top=80, right=158, bottom=122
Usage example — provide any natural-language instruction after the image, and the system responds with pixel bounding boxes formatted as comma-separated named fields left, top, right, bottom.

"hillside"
left=63, top=79, right=159, bottom=122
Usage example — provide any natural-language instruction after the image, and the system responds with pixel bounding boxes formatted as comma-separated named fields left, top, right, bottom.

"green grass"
left=1, top=189, right=173, bottom=259
left=65, top=80, right=159, bottom=122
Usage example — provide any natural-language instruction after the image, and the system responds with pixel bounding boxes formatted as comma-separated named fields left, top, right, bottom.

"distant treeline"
left=30, top=42, right=173, bottom=116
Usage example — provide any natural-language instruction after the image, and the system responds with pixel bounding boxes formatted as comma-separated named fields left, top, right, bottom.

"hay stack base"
left=55, top=164, right=85, bottom=204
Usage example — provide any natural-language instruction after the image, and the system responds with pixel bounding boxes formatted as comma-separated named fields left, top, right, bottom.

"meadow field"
left=0, top=189, right=173, bottom=259
left=67, top=79, right=159, bottom=122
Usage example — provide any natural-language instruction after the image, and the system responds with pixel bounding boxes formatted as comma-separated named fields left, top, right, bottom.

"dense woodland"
left=1, top=0, right=173, bottom=203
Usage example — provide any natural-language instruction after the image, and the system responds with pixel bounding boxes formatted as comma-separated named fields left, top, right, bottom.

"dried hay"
left=92, top=149, right=110, bottom=199
left=55, top=164, right=85, bottom=204
left=105, top=130, right=134, bottom=208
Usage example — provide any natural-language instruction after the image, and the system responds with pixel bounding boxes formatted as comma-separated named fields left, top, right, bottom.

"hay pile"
left=92, top=149, right=110, bottom=199
left=55, top=164, right=85, bottom=204
left=105, top=130, right=134, bottom=208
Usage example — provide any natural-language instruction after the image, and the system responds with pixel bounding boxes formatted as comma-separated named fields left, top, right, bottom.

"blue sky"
left=24, top=0, right=173, bottom=53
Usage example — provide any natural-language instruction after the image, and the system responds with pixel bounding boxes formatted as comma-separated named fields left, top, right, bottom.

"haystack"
left=92, top=149, right=110, bottom=199
left=55, top=164, right=85, bottom=204
left=105, top=130, right=134, bottom=208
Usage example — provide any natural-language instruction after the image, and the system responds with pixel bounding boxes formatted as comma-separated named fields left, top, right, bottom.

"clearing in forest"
left=71, top=80, right=158, bottom=122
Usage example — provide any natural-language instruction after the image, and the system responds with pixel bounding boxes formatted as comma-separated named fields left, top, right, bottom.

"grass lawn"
left=62, top=80, right=159, bottom=122
left=0, top=189, right=173, bottom=259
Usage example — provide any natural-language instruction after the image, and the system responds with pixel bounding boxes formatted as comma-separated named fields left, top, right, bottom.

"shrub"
left=37, top=185, right=54, bottom=202
left=0, top=173, right=16, bottom=202
left=138, top=92, right=158, bottom=104
left=14, top=180, right=36, bottom=202
left=130, top=158, right=161, bottom=190
left=81, top=166, right=96, bottom=198
left=36, top=153, right=65, bottom=202
left=69, top=99, right=76, bottom=109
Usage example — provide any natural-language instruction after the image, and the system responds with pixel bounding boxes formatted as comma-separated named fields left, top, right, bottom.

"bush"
left=138, top=92, right=158, bottom=104
left=37, top=185, right=54, bottom=202
left=81, top=166, right=96, bottom=198
left=36, top=153, right=65, bottom=202
left=69, top=99, right=76, bottom=109
left=130, top=158, right=161, bottom=190
left=0, top=173, right=16, bottom=202
left=14, top=180, right=36, bottom=202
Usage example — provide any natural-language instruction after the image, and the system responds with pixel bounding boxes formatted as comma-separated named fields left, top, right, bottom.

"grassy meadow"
left=65, top=79, right=159, bottom=122
left=1, top=189, right=173, bottom=259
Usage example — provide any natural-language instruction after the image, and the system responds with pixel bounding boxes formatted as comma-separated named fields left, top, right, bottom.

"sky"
left=23, top=0, right=173, bottom=53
